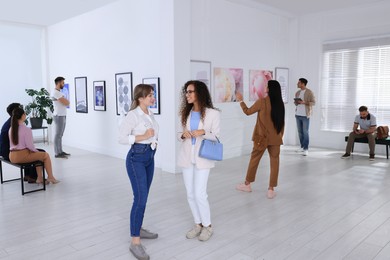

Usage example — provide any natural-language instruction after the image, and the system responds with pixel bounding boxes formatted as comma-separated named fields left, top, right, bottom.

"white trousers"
left=182, top=164, right=211, bottom=227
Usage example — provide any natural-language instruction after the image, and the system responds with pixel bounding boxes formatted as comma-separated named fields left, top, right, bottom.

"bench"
left=0, top=156, right=46, bottom=195
left=344, top=136, right=390, bottom=159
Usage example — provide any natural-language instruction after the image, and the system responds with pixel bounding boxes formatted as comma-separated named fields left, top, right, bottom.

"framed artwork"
left=190, top=60, right=211, bottom=92
left=61, top=83, right=70, bottom=108
left=93, top=80, right=106, bottom=111
left=275, top=67, right=289, bottom=103
left=142, top=77, right=160, bottom=115
left=213, top=67, right=243, bottom=103
left=115, top=72, right=132, bottom=115
left=74, top=77, right=88, bottom=113
left=249, top=70, right=273, bottom=101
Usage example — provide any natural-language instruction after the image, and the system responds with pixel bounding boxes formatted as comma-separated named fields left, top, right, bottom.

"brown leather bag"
left=377, top=126, right=389, bottom=139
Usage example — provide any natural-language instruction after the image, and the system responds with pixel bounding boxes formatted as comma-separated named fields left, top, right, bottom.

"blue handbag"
left=199, top=137, right=223, bottom=161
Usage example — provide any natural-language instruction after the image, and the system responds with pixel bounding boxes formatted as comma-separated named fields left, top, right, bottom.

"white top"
left=52, top=88, right=67, bottom=116
left=118, top=106, right=159, bottom=149
left=295, top=89, right=306, bottom=117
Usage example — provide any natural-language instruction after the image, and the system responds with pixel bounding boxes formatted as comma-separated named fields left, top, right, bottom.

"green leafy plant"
left=25, top=88, right=54, bottom=125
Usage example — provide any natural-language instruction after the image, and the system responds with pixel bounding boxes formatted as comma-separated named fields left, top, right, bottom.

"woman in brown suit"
left=236, top=80, right=285, bottom=199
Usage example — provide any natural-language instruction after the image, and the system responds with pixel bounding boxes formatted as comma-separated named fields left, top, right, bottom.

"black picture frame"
left=115, top=72, right=133, bottom=115
left=142, top=77, right=160, bottom=115
left=93, top=80, right=106, bottom=111
left=75, top=77, right=88, bottom=113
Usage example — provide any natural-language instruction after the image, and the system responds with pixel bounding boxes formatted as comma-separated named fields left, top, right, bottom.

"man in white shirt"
left=52, top=77, right=70, bottom=158
left=294, top=78, right=316, bottom=156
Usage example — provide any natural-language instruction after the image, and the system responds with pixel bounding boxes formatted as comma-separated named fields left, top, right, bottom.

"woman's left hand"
left=191, top=129, right=205, bottom=137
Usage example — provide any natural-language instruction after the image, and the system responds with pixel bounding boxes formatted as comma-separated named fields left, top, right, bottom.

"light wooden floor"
left=1, top=144, right=390, bottom=260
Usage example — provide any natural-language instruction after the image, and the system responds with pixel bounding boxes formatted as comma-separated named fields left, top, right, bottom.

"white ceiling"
left=0, top=0, right=387, bottom=26
left=0, top=0, right=119, bottom=26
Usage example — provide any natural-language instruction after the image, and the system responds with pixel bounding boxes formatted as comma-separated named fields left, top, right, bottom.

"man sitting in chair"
left=342, top=106, right=377, bottom=161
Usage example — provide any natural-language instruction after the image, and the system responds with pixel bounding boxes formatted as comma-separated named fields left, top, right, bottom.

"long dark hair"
left=130, top=84, right=154, bottom=110
left=10, top=107, right=25, bottom=145
left=179, top=80, right=216, bottom=127
left=267, top=80, right=285, bottom=134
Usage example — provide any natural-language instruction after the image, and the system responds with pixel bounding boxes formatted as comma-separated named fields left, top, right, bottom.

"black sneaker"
left=61, top=152, right=71, bottom=156
left=369, top=154, right=375, bottom=161
left=341, top=153, right=351, bottom=159
left=55, top=154, right=68, bottom=159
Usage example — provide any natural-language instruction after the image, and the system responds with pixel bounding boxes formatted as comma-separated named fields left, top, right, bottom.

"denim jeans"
left=295, top=115, right=310, bottom=150
left=126, top=143, right=156, bottom=237
left=53, top=115, right=66, bottom=155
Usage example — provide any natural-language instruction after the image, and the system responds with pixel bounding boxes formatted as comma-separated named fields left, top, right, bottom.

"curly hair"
left=179, top=80, right=216, bottom=127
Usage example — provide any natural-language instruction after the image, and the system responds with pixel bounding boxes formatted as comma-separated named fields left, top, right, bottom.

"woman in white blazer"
left=178, top=80, right=220, bottom=242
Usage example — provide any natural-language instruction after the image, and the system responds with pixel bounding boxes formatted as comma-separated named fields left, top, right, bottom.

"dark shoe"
left=140, top=227, right=158, bottom=239
left=61, top=152, right=71, bottom=156
left=23, top=176, right=36, bottom=183
left=129, top=243, right=149, bottom=260
left=341, top=153, right=351, bottom=159
left=55, top=154, right=68, bottom=159
left=369, top=154, right=375, bottom=161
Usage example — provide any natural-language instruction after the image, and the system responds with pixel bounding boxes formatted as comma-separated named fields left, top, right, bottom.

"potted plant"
left=25, top=88, right=54, bottom=128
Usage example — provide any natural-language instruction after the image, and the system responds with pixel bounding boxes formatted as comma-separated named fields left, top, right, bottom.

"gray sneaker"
left=140, top=227, right=158, bottom=239
left=186, top=224, right=202, bottom=239
left=129, top=243, right=149, bottom=260
left=198, top=226, right=213, bottom=241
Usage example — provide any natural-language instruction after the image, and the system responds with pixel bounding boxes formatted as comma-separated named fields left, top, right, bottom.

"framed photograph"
left=142, top=77, right=160, bottom=115
left=248, top=70, right=273, bottom=101
left=190, top=60, right=211, bottom=92
left=74, top=77, right=88, bottom=113
left=93, top=80, right=106, bottom=111
left=213, top=67, right=243, bottom=103
left=115, top=72, right=133, bottom=115
left=275, top=67, right=289, bottom=103
left=61, top=83, right=70, bottom=108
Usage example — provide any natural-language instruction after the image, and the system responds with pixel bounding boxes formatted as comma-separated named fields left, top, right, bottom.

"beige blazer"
left=177, top=108, right=220, bottom=169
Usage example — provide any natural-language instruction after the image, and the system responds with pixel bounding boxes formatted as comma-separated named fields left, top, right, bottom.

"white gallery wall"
left=0, top=22, right=45, bottom=124
left=47, top=0, right=181, bottom=173
left=190, top=0, right=291, bottom=158
left=46, top=0, right=291, bottom=172
left=292, top=1, right=390, bottom=155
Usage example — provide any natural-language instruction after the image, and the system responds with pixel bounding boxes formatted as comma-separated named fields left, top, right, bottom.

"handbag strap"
left=215, top=136, right=220, bottom=143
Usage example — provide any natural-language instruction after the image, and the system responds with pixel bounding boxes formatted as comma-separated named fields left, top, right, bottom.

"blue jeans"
left=295, top=115, right=310, bottom=150
left=126, top=143, right=156, bottom=237
left=53, top=116, right=66, bottom=155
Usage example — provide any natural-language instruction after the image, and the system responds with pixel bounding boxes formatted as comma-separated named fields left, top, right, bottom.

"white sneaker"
left=296, top=148, right=304, bottom=153
left=302, top=150, right=308, bottom=156
left=198, top=226, right=213, bottom=241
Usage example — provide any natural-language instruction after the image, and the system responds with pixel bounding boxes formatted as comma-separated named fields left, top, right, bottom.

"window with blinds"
left=321, top=37, right=390, bottom=132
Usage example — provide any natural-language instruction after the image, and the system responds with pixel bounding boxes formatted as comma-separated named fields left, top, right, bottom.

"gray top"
left=354, top=114, right=376, bottom=130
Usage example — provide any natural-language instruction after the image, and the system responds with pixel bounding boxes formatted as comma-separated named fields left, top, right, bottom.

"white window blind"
left=321, top=37, right=390, bottom=132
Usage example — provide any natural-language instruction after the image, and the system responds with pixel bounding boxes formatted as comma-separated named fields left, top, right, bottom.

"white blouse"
left=118, top=106, right=159, bottom=149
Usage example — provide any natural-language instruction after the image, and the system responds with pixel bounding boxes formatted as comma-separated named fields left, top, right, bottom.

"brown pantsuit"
left=246, top=142, right=280, bottom=187
left=240, top=97, right=284, bottom=188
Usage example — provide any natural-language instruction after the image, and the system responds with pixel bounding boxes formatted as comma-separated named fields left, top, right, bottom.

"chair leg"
left=20, top=168, right=25, bottom=195
left=0, top=160, right=3, bottom=184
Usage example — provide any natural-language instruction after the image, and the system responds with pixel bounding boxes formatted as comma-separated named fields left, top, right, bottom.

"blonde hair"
left=130, top=84, right=154, bottom=110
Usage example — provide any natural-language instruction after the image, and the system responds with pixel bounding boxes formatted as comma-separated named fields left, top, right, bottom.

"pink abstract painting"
left=249, top=70, right=273, bottom=101
left=214, top=67, right=243, bottom=103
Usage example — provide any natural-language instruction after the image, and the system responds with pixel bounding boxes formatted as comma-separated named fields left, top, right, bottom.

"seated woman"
left=8, top=107, right=59, bottom=184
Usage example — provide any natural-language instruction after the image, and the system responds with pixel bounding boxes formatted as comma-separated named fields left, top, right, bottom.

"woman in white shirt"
left=177, top=80, right=220, bottom=242
left=119, top=84, right=159, bottom=260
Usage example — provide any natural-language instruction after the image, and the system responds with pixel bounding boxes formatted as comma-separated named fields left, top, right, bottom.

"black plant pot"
left=30, top=118, right=43, bottom=129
